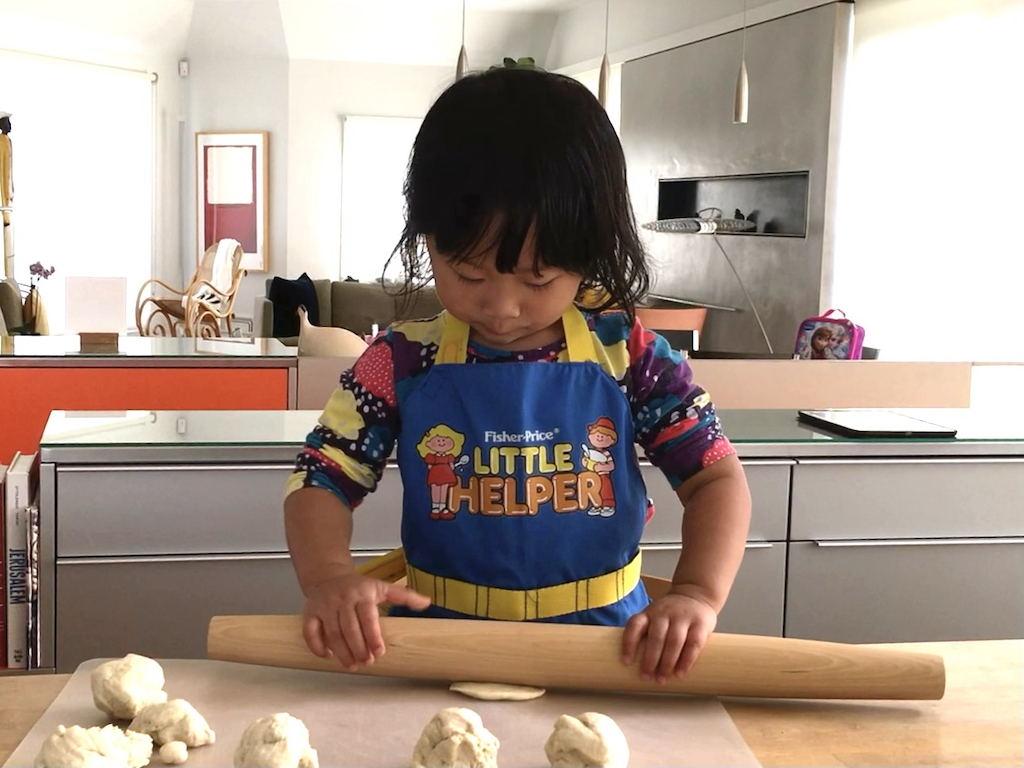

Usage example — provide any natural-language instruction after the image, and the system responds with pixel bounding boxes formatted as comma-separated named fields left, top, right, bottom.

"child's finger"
left=322, top=611, right=357, bottom=670
left=621, top=613, right=648, bottom=665
left=356, top=600, right=386, bottom=659
left=302, top=615, right=330, bottom=659
left=385, top=584, right=432, bottom=611
left=338, top=606, right=371, bottom=664
left=675, top=624, right=710, bottom=677
left=655, top=622, right=688, bottom=683
left=640, top=616, right=670, bottom=679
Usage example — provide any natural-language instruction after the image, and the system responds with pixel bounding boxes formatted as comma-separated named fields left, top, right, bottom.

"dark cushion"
left=268, top=273, right=320, bottom=338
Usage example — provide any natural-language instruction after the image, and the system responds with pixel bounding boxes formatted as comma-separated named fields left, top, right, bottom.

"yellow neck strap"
left=436, top=307, right=598, bottom=364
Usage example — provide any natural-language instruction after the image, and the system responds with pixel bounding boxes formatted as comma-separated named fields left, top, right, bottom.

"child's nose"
left=482, top=289, right=521, bottom=319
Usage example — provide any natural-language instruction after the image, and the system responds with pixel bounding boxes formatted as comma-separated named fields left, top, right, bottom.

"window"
left=339, top=115, right=421, bottom=283
left=831, top=0, right=1024, bottom=362
left=0, top=50, right=153, bottom=333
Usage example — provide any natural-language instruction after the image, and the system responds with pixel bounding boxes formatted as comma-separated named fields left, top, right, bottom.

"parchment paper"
left=6, top=659, right=760, bottom=768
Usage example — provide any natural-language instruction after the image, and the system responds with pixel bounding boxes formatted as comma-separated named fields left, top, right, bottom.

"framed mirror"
left=195, top=131, right=269, bottom=272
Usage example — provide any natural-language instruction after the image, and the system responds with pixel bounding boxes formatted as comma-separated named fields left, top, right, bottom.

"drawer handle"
left=59, top=553, right=293, bottom=565
left=813, top=538, right=1024, bottom=548
left=641, top=541, right=773, bottom=551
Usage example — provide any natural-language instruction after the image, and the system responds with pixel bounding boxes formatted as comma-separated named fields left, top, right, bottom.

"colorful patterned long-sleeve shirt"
left=286, top=309, right=735, bottom=508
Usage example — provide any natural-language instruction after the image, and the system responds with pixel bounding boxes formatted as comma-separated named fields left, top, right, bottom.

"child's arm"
left=284, top=337, right=428, bottom=669
left=284, top=486, right=430, bottom=670
left=613, top=311, right=751, bottom=680
left=620, top=455, right=751, bottom=681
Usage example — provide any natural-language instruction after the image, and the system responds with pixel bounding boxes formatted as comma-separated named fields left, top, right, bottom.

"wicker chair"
left=136, top=240, right=246, bottom=337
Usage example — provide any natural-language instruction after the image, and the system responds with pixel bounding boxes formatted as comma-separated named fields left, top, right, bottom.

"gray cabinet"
left=641, top=542, right=786, bottom=637
left=38, top=412, right=1024, bottom=672
left=55, top=555, right=305, bottom=672
left=642, top=460, right=791, bottom=543
left=786, top=539, right=1024, bottom=643
left=791, top=458, right=1024, bottom=539
left=787, top=457, right=1024, bottom=643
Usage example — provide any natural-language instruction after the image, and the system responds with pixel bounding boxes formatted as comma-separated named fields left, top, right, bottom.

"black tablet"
left=797, top=409, right=958, bottom=438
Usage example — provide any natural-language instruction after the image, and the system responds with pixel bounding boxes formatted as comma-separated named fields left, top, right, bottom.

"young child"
left=284, top=67, right=752, bottom=685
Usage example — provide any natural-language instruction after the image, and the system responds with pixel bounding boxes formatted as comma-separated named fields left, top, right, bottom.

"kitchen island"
left=27, top=407, right=1024, bottom=672
left=2, top=639, right=1020, bottom=767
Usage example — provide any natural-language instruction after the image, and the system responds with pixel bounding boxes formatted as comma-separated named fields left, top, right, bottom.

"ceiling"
left=0, top=0, right=785, bottom=70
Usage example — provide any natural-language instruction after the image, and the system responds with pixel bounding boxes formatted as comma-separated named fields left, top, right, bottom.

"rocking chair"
left=135, top=239, right=246, bottom=337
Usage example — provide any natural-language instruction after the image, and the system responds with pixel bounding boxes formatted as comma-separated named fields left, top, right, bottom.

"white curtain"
left=0, top=51, right=153, bottom=333
left=831, top=0, right=1024, bottom=362
left=339, top=115, right=421, bottom=284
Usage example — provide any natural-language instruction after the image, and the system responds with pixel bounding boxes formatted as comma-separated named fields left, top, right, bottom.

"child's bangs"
left=427, top=175, right=593, bottom=279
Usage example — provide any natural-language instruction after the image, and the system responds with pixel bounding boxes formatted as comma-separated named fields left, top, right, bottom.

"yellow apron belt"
left=406, top=551, right=642, bottom=621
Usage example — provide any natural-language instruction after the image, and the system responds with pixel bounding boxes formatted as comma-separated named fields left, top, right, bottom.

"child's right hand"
left=301, top=573, right=431, bottom=670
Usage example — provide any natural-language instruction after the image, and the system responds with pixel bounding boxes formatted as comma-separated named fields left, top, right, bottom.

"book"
left=4, top=451, right=37, bottom=669
left=0, top=459, right=7, bottom=669
left=26, top=502, right=40, bottom=669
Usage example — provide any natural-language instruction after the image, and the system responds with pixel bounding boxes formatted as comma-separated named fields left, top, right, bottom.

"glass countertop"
left=39, top=408, right=1024, bottom=450
left=0, top=335, right=296, bottom=359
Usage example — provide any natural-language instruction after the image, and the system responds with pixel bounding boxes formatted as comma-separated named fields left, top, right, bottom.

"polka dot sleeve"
left=285, top=336, right=400, bottom=509
left=625, top=317, right=737, bottom=489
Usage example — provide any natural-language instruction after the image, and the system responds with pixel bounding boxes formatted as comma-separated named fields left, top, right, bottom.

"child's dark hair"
left=391, top=67, right=650, bottom=315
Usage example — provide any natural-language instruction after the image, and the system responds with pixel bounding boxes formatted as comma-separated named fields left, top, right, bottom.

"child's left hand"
left=620, top=586, right=718, bottom=683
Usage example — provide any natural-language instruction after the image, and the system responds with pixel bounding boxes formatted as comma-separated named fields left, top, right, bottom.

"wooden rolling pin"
left=208, top=615, right=945, bottom=700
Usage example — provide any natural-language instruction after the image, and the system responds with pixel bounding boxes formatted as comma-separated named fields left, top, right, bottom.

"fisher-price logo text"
left=483, top=429, right=557, bottom=444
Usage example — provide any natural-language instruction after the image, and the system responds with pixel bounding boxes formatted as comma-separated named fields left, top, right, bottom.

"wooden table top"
left=2, top=640, right=1020, bottom=767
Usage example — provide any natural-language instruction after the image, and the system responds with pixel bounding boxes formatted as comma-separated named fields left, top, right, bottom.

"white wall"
left=831, top=0, right=1024, bottom=362
left=285, top=59, right=453, bottom=282
left=181, top=0, right=290, bottom=317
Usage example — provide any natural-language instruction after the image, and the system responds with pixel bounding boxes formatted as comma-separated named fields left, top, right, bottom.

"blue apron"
left=394, top=307, right=650, bottom=625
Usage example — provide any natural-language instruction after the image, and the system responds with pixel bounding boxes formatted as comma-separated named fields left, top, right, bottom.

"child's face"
left=428, top=226, right=582, bottom=351
left=590, top=430, right=616, bottom=448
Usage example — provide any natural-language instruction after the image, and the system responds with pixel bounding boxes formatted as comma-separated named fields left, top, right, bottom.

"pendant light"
left=733, top=0, right=749, bottom=124
left=456, top=0, right=468, bottom=80
left=598, top=0, right=611, bottom=109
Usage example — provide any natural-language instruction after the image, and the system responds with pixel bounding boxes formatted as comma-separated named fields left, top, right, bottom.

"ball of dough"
left=544, top=712, right=629, bottom=768
left=234, top=713, right=318, bottom=768
left=159, top=741, right=189, bottom=765
left=91, top=654, right=168, bottom=720
left=129, top=699, right=215, bottom=747
left=35, top=723, right=153, bottom=768
left=411, top=707, right=499, bottom=768
left=449, top=682, right=546, bottom=701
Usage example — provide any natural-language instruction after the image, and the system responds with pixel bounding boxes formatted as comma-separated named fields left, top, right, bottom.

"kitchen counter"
left=0, top=336, right=299, bottom=465
left=37, top=406, right=1024, bottom=463
left=2, top=640, right=1020, bottom=767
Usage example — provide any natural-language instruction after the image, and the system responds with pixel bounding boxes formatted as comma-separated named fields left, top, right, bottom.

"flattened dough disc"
left=449, top=682, right=546, bottom=701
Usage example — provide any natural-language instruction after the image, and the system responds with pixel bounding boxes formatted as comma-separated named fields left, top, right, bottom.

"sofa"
left=254, top=278, right=443, bottom=344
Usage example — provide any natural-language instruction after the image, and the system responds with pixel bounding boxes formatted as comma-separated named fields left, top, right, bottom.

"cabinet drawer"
left=785, top=539, right=1024, bottom=643
left=56, top=465, right=404, bottom=557
left=55, top=554, right=305, bottom=672
left=791, top=459, right=1024, bottom=540
left=641, top=542, right=786, bottom=636
left=642, top=460, right=790, bottom=544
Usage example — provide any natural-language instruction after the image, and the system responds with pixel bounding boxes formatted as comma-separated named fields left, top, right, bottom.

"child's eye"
left=454, top=272, right=484, bottom=285
left=526, top=280, right=555, bottom=291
